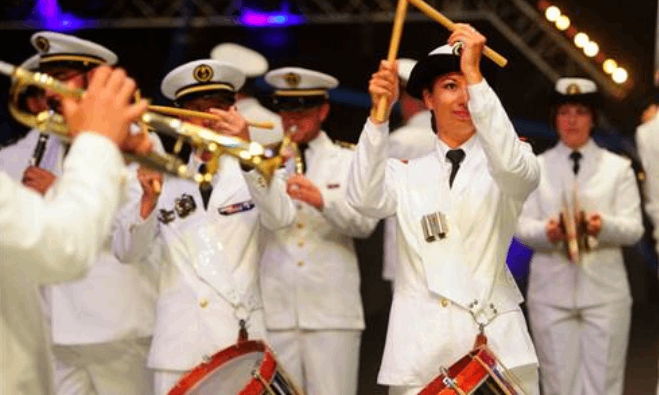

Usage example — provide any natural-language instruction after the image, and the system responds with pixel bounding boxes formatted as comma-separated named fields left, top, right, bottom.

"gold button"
left=297, top=222, right=304, bottom=229
left=298, top=261, right=304, bottom=267
left=199, top=299, right=209, bottom=308
left=440, top=298, right=449, bottom=307
left=298, top=239, right=304, bottom=247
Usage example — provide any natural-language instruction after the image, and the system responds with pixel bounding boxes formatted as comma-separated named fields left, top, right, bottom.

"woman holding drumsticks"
left=347, top=24, right=540, bottom=395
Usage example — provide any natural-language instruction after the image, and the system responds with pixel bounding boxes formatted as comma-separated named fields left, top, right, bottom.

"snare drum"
left=418, top=346, right=520, bottom=395
left=167, top=340, right=303, bottom=395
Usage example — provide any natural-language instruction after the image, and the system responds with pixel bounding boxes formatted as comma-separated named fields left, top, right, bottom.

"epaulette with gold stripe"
left=334, top=140, right=356, bottom=150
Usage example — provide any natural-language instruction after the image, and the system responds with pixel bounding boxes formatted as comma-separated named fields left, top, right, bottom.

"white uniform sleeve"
left=515, top=189, right=557, bottom=251
left=0, top=133, right=124, bottom=284
left=636, top=117, right=659, bottom=254
left=319, top=184, right=378, bottom=239
left=243, top=167, right=296, bottom=231
left=346, top=119, right=403, bottom=219
left=597, top=162, right=644, bottom=246
left=468, top=80, right=540, bottom=201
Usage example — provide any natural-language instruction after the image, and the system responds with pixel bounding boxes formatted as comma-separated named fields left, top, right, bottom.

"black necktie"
left=298, top=143, right=309, bottom=174
left=198, top=164, right=212, bottom=210
left=446, top=149, right=466, bottom=188
left=570, top=151, right=582, bottom=175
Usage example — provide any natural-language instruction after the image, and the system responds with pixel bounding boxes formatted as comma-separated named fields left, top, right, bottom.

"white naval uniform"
left=346, top=80, right=540, bottom=394
left=516, top=139, right=643, bottom=395
left=113, top=154, right=296, bottom=395
left=384, top=110, right=434, bottom=282
left=259, top=131, right=378, bottom=395
left=0, top=133, right=125, bottom=395
left=0, top=129, right=157, bottom=395
left=635, top=112, right=659, bottom=395
left=236, top=97, right=284, bottom=146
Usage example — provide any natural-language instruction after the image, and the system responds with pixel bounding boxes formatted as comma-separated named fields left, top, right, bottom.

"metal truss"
left=0, top=0, right=627, bottom=99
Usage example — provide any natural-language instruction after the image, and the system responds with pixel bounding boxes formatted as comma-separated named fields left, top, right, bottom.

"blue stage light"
left=239, top=8, right=305, bottom=27
left=34, top=0, right=89, bottom=31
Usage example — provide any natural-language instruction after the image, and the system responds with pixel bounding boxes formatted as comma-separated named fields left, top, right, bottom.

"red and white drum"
left=417, top=346, right=521, bottom=395
left=167, top=340, right=303, bottom=395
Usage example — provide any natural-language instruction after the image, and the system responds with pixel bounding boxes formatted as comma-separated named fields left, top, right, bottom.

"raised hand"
left=448, top=23, right=486, bottom=85
left=369, top=60, right=399, bottom=124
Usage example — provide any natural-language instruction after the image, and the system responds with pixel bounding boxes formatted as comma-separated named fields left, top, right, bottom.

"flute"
left=30, top=132, right=49, bottom=167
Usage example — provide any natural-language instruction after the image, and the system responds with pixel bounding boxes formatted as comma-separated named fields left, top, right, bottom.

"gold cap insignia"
left=35, top=36, right=50, bottom=53
left=284, top=72, right=301, bottom=88
left=566, top=83, right=581, bottom=95
left=193, top=64, right=214, bottom=83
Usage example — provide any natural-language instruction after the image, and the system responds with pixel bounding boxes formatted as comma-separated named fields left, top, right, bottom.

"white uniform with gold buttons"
left=112, top=59, right=296, bottom=395
left=260, top=67, right=378, bottom=395
left=3, top=32, right=157, bottom=395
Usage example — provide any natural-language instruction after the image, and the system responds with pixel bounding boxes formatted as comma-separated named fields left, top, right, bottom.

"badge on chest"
left=421, top=211, right=450, bottom=242
left=218, top=200, right=255, bottom=216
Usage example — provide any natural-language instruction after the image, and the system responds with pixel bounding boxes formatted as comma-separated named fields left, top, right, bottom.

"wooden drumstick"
left=375, top=0, right=409, bottom=123
left=406, top=0, right=508, bottom=67
left=151, top=179, right=161, bottom=195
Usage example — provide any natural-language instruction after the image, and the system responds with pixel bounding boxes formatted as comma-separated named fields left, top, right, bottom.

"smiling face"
left=422, top=72, right=475, bottom=147
left=555, top=103, right=593, bottom=150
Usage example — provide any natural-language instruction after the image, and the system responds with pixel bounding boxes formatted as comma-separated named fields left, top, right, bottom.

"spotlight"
left=602, top=59, right=617, bottom=74
left=555, top=15, right=570, bottom=31
left=612, top=67, right=628, bottom=84
left=545, top=5, right=561, bottom=22
left=574, top=32, right=589, bottom=48
left=583, top=41, right=599, bottom=57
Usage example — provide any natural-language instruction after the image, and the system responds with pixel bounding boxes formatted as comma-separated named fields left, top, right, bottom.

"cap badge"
left=35, top=36, right=50, bottom=53
left=284, top=72, right=301, bottom=88
left=566, top=83, right=581, bottom=95
left=193, top=64, right=214, bottom=83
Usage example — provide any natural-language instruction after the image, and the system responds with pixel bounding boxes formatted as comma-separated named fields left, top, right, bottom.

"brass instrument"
left=148, top=105, right=275, bottom=130
left=0, top=61, right=284, bottom=183
left=558, top=182, right=594, bottom=264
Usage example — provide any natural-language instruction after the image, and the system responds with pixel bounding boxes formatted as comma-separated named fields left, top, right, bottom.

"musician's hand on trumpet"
left=22, top=166, right=57, bottom=196
left=60, top=66, right=150, bottom=154
left=286, top=174, right=324, bottom=211
left=585, top=212, right=602, bottom=237
left=546, top=216, right=566, bottom=243
left=369, top=60, right=399, bottom=124
left=207, top=106, right=250, bottom=141
left=448, top=24, right=485, bottom=85
left=137, top=165, right=163, bottom=219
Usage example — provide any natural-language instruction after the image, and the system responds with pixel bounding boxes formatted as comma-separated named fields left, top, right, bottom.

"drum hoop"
left=417, top=346, right=498, bottom=395
left=167, top=340, right=278, bottom=395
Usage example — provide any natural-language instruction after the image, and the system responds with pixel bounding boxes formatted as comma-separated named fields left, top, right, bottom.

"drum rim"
left=167, top=339, right=278, bottom=395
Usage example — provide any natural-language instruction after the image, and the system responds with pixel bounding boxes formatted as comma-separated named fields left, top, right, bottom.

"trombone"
left=0, top=61, right=284, bottom=183
left=148, top=105, right=275, bottom=130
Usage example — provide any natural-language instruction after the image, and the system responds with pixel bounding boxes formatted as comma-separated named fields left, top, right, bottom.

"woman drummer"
left=346, top=24, right=541, bottom=395
left=516, top=77, right=643, bottom=395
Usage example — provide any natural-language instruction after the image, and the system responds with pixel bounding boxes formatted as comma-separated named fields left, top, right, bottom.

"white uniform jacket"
left=0, top=129, right=158, bottom=345
left=0, top=133, right=125, bottom=395
left=237, top=97, right=284, bottom=146
left=636, top=112, right=659, bottom=257
left=384, top=110, right=435, bottom=281
left=346, top=80, right=540, bottom=385
left=259, top=132, right=378, bottom=331
left=516, top=139, right=643, bottom=307
left=113, top=154, right=296, bottom=371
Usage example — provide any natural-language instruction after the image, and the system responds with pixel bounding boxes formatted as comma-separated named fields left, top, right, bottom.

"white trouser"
left=266, top=328, right=362, bottom=395
left=52, top=337, right=153, bottom=395
left=528, top=299, right=632, bottom=395
left=388, top=363, right=540, bottom=395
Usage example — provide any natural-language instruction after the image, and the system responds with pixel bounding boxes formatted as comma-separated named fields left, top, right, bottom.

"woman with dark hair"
left=516, top=77, right=643, bottom=395
left=347, top=24, right=541, bottom=395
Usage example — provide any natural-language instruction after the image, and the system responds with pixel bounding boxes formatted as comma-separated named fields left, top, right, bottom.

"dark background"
left=1, top=1, right=659, bottom=393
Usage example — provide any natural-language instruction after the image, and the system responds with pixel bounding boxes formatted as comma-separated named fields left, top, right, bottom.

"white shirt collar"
left=554, top=138, right=597, bottom=159
left=435, top=132, right=478, bottom=162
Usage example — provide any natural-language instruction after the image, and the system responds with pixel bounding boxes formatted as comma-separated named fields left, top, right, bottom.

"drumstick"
left=148, top=105, right=275, bottom=130
left=406, top=0, right=508, bottom=67
left=375, top=0, right=409, bottom=123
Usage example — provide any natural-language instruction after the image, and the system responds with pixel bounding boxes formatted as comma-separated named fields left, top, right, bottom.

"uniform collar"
left=555, top=138, right=597, bottom=159
left=407, top=110, right=432, bottom=128
left=236, top=96, right=259, bottom=109
left=306, top=130, right=331, bottom=154
left=435, top=132, right=478, bottom=162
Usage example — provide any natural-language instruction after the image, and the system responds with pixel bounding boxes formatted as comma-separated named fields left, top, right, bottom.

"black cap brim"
left=549, top=92, right=601, bottom=108
left=270, top=94, right=327, bottom=112
left=406, top=54, right=461, bottom=99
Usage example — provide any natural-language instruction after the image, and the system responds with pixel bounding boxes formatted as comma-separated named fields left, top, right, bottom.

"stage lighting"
left=583, top=41, right=599, bottom=57
left=574, top=32, right=589, bottom=48
left=612, top=67, right=628, bottom=84
left=555, top=15, right=570, bottom=31
left=545, top=6, right=561, bottom=22
left=603, top=59, right=617, bottom=74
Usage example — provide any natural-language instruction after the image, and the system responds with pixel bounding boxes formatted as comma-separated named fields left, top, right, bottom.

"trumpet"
left=0, top=61, right=284, bottom=183
left=148, top=105, right=275, bottom=130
